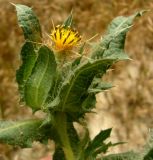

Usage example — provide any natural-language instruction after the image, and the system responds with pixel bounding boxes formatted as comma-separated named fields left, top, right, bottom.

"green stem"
left=54, top=112, right=75, bottom=160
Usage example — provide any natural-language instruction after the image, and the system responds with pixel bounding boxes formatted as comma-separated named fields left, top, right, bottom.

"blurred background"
left=0, top=0, right=153, bottom=159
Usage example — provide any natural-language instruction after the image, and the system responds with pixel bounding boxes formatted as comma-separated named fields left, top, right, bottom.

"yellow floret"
left=50, top=25, right=81, bottom=51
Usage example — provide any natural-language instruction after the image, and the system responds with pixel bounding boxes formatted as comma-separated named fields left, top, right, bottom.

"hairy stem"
left=54, top=112, right=75, bottom=160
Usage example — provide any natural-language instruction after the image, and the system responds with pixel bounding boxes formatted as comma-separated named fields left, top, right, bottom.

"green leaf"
left=14, top=4, right=42, bottom=42
left=63, top=10, right=73, bottom=27
left=84, top=129, right=113, bottom=159
left=88, top=77, right=113, bottom=94
left=91, top=11, right=145, bottom=60
left=16, top=42, right=37, bottom=100
left=144, top=149, right=153, bottom=160
left=82, top=93, right=96, bottom=111
left=96, top=142, right=112, bottom=154
left=46, top=69, right=63, bottom=105
left=71, top=43, right=86, bottom=69
left=101, top=128, right=153, bottom=160
left=60, top=59, right=114, bottom=112
left=46, top=12, right=145, bottom=116
left=71, top=56, right=82, bottom=69
left=143, top=129, right=153, bottom=160
left=55, top=59, right=115, bottom=113
left=24, top=46, right=56, bottom=111
left=46, top=12, right=145, bottom=115
left=92, top=128, right=112, bottom=145
left=102, top=151, right=141, bottom=160
left=0, top=119, right=52, bottom=148
left=86, top=128, right=112, bottom=155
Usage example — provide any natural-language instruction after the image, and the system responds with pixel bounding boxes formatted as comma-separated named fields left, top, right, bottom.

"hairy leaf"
left=46, top=12, right=145, bottom=116
left=16, top=42, right=37, bottom=100
left=71, top=43, right=86, bottom=69
left=91, top=11, right=145, bottom=59
left=88, top=77, right=113, bottom=94
left=24, top=46, right=56, bottom=111
left=0, top=119, right=52, bottom=148
left=14, top=4, right=42, bottom=42
left=13, top=6, right=147, bottom=160
left=55, top=59, right=115, bottom=113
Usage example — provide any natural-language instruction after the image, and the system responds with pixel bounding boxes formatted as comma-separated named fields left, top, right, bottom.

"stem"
left=54, top=112, right=75, bottom=160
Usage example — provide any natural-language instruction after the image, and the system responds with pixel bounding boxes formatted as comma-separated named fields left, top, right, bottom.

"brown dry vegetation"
left=0, top=0, right=153, bottom=159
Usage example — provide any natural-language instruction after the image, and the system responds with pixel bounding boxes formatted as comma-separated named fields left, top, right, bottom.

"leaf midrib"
left=35, top=52, right=50, bottom=106
left=61, top=18, right=132, bottom=110
left=61, top=59, right=114, bottom=110
left=0, top=120, right=41, bottom=134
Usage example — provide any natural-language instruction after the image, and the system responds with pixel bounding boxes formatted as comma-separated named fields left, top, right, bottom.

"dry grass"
left=0, top=0, right=153, bottom=159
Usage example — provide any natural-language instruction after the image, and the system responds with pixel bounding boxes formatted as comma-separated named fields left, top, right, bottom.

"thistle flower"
left=50, top=25, right=81, bottom=51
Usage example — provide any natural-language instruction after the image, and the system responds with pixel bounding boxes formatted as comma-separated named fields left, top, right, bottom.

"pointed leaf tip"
left=91, top=11, right=145, bottom=60
left=14, top=4, right=42, bottom=42
left=63, top=10, right=73, bottom=27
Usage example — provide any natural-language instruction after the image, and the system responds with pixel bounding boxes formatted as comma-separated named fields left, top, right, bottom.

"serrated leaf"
left=92, top=128, right=112, bottom=145
left=97, top=81, right=113, bottom=90
left=24, top=46, right=56, bottom=111
left=0, top=119, right=52, bottom=148
left=86, top=128, right=112, bottom=155
left=14, top=4, right=42, bottom=42
left=56, top=59, right=115, bottom=113
left=93, top=142, right=113, bottom=158
left=46, top=12, right=145, bottom=116
left=96, top=142, right=125, bottom=158
left=84, top=129, right=112, bottom=159
left=91, top=11, right=145, bottom=60
left=16, top=42, right=37, bottom=100
left=88, top=77, right=113, bottom=94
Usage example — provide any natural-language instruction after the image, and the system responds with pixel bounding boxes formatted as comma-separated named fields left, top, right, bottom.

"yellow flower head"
left=50, top=25, right=81, bottom=51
